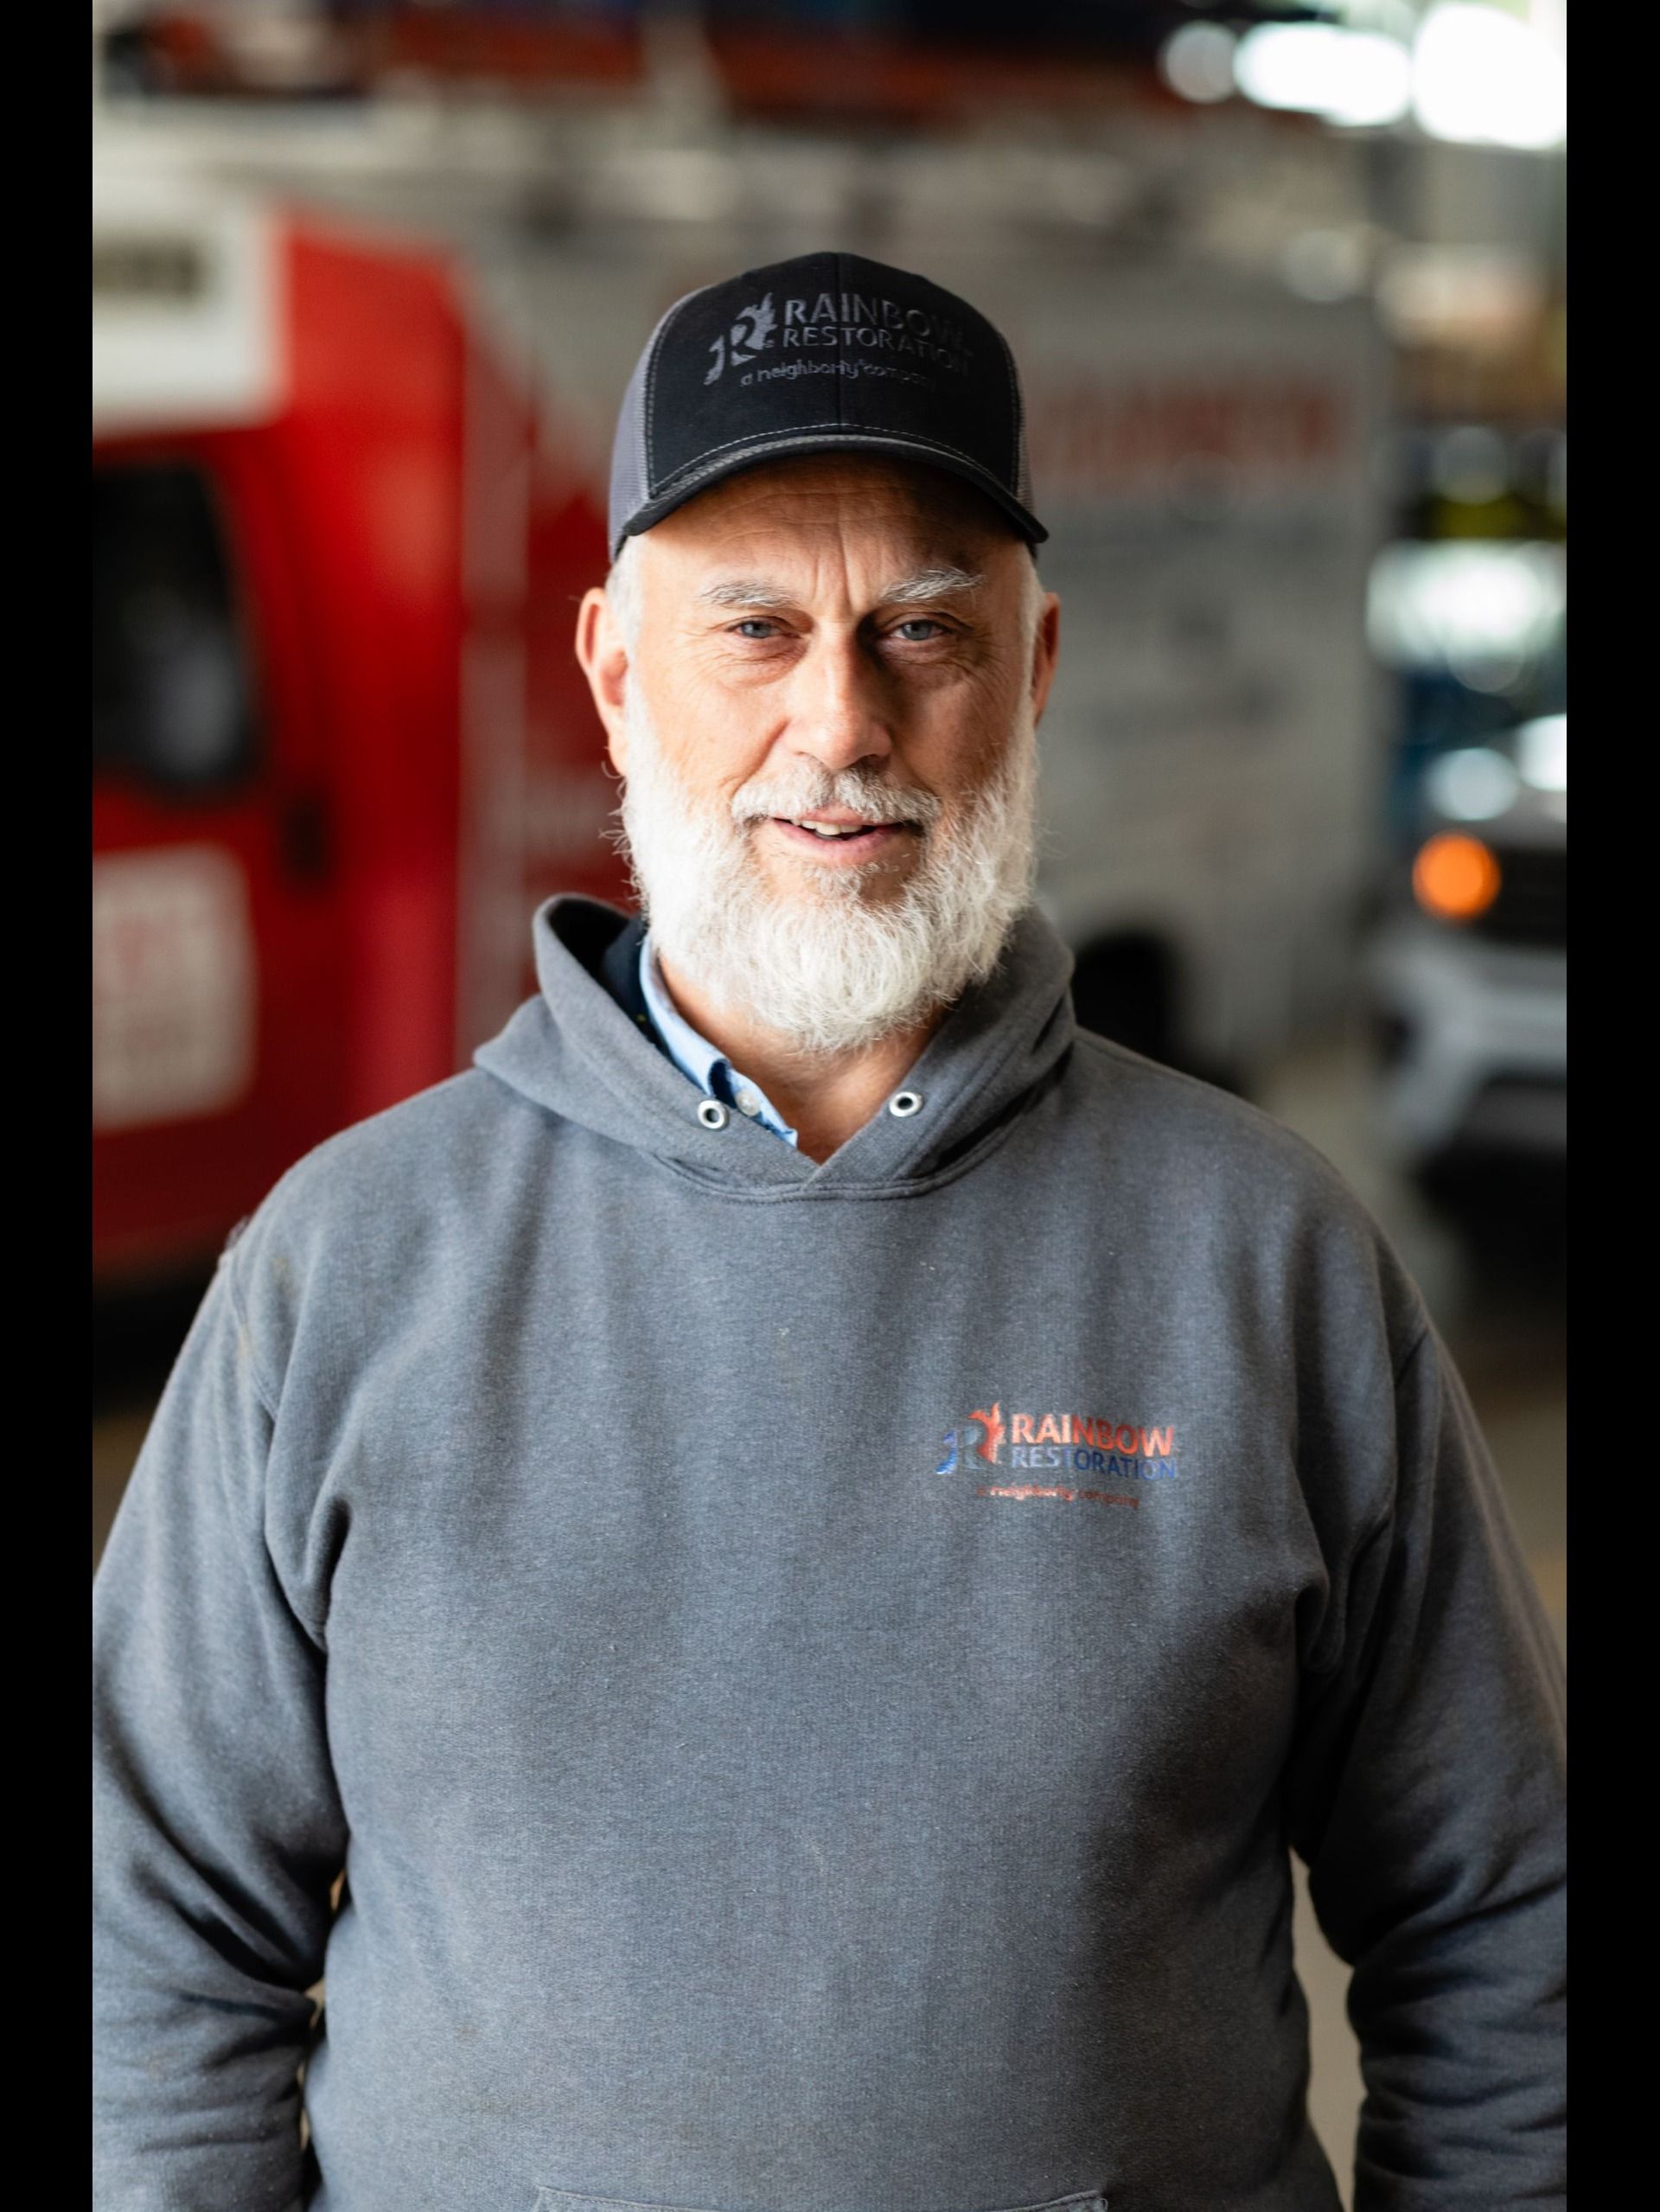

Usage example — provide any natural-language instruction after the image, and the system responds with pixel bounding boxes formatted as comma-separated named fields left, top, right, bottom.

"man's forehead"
left=695, top=565, right=985, bottom=613
left=641, top=454, right=1018, bottom=598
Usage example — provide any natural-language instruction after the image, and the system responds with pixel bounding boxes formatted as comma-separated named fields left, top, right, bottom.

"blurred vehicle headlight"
left=1516, top=713, right=1567, bottom=794
left=1424, top=747, right=1521, bottom=822
left=1413, top=833, right=1502, bottom=924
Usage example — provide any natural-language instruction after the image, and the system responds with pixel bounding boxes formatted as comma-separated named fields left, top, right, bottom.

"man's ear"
left=576, top=587, right=631, bottom=775
left=1030, top=592, right=1062, bottom=726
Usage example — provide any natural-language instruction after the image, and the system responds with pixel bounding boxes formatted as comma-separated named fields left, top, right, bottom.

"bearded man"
left=94, top=255, right=1566, bottom=2212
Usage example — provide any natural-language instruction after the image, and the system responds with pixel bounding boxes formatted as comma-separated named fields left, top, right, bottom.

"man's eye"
left=732, top=619, right=780, bottom=640
left=892, top=618, right=947, bottom=642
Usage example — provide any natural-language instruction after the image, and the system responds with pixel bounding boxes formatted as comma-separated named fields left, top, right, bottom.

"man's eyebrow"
left=697, top=579, right=797, bottom=611
left=879, top=566, right=985, bottom=604
left=694, top=566, right=986, bottom=614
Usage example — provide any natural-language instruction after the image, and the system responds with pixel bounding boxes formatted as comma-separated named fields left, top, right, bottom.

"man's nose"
left=784, top=631, right=894, bottom=774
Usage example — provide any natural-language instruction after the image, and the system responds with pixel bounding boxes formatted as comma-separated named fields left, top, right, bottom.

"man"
left=94, top=253, right=1566, bottom=2211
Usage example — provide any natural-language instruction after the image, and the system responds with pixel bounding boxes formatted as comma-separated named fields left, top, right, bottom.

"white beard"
left=614, top=691, right=1038, bottom=1057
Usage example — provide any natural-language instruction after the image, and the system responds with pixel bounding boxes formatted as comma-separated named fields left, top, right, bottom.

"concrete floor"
left=92, top=1026, right=1563, bottom=2203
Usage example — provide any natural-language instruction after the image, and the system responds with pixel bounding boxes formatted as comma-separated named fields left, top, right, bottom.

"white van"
left=1368, top=714, right=1567, bottom=1174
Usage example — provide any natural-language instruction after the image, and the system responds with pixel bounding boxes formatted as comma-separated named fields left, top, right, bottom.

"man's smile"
left=763, top=813, right=918, bottom=864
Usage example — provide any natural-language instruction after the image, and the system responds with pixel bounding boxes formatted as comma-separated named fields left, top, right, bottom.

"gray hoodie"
left=93, top=896, right=1566, bottom=2212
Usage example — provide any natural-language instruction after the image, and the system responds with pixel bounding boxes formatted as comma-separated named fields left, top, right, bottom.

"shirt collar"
left=638, top=932, right=800, bottom=1148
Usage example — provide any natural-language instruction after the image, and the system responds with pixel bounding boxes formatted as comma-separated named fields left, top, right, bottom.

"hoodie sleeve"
left=1286, top=1320, right=1567, bottom=2209
left=93, top=1243, right=346, bottom=2212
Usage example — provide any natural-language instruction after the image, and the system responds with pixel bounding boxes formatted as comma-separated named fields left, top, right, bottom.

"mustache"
left=729, top=769, right=943, bottom=831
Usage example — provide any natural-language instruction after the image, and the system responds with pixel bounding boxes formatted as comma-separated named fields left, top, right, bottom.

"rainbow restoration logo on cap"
left=607, top=249, right=1048, bottom=558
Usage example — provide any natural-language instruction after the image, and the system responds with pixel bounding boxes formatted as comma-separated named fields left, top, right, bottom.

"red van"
left=93, top=188, right=626, bottom=1286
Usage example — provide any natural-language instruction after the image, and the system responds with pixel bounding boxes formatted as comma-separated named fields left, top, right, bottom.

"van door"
left=93, top=438, right=344, bottom=1282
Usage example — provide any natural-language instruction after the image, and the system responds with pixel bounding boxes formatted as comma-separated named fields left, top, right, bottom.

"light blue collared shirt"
left=639, top=934, right=800, bottom=1148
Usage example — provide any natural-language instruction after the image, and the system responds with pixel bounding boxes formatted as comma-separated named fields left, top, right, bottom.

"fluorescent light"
left=1234, top=24, right=1412, bottom=127
left=1366, top=542, right=1567, bottom=674
left=1412, top=4, right=1567, bottom=150
left=1160, top=23, right=1238, bottom=105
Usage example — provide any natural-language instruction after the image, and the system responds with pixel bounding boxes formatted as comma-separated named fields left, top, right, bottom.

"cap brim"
left=615, top=430, right=1047, bottom=556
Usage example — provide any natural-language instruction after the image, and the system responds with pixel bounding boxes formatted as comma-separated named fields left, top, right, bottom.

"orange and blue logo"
left=935, top=1401, right=1178, bottom=1504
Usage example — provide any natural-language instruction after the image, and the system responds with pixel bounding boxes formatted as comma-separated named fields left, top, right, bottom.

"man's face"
left=578, top=453, right=1061, bottom=1053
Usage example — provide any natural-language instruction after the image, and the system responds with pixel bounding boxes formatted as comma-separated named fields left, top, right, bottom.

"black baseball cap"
left=608, top=250, right=1047, bottom=559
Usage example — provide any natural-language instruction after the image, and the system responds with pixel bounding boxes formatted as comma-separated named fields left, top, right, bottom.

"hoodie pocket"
left=531, top=2191, right=1106, bottom=2212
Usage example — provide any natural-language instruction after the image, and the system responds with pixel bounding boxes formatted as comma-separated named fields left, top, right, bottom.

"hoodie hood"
left=475, top=894, right=1076, bottom=1194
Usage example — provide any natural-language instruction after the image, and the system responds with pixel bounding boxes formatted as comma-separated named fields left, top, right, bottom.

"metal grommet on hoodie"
left=697, top=1098, right=730, bottom=1130
left=888, top=1090, right=923, bottom=1118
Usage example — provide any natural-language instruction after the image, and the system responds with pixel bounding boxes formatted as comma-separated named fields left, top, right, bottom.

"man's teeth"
left=795, top=820, right=873, bottom=838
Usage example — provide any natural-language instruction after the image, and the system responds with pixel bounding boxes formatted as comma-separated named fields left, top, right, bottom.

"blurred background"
left=92, top=2, right=1565, bottom=2192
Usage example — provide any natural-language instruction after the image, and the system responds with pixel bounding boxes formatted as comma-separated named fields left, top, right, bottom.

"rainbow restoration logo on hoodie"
left=935, top=1400, right=1178, bottom=1506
